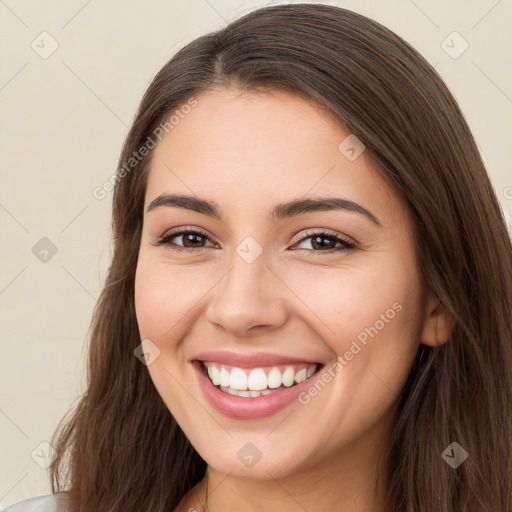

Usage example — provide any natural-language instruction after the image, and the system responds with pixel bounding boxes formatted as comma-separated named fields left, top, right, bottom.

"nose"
left=205, top=251, right=289, bottom=338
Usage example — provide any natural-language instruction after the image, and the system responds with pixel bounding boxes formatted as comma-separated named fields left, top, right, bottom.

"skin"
left=134, top=87, right=454, bottom=512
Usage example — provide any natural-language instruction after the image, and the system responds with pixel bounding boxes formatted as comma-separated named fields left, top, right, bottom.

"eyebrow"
left=146, top=193, right=382, bottom=226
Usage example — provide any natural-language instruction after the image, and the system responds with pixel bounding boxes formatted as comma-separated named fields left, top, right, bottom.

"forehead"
left=144, top=87, right=408, bottom=227
left=151, top=87, right=350, bottom=167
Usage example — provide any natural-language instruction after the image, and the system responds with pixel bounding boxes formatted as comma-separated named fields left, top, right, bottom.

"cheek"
left=134, top=259, right=200, bottom=421
left=290, top=262, right=423, bottom=385
left=134, top=258, right=206, bottom=342
left=292, top=262, right=417, bottom=331
left=287, top=266, right=423, bottom=447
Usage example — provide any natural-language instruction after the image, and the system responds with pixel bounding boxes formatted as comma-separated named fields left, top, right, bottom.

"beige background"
left=0, top=0, right=511, bottom=508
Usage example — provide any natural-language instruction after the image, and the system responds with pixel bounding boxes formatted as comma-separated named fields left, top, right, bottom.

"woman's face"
left=134, top=87, right=441, bottom=481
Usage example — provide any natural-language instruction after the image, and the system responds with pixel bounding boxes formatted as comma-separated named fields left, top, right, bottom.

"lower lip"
left=192, top=360, right=324, bottom=420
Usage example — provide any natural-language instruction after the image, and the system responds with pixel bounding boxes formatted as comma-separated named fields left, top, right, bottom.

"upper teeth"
left=204, top=362, right=318, bottom=391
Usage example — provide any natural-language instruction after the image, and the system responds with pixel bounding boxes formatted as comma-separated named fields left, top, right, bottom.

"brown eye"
left=292, top=230, right=355, bottom=256
left=153, top=228, right=216, bottom=253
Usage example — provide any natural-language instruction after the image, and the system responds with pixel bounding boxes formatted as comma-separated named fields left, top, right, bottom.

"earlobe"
left=420, top=295, right=456, bottom=347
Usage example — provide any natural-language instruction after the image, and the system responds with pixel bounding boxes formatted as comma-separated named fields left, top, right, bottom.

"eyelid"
left=153, top=225, right=356, bottom=257
left=290, top=227, right=354, bottom=246
left=153, top=225, right=218, bottom=246
left=155, top=226, right=353, bottom=246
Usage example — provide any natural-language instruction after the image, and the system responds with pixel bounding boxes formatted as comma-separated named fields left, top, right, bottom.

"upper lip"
left=192, top=350, right=322, bottom=368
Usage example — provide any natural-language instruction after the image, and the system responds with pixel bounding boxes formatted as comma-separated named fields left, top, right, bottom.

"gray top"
left=2, top=493, right=68, bottom=512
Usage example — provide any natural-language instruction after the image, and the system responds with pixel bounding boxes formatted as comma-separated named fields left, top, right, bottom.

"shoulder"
left=2, top=493, right=68, bottom=512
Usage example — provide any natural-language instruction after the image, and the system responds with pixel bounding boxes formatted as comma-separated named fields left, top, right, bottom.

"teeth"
left=219, top=385, right=280, bottom=397
left=220, top=367, right=230, bottom=387
left=267, top=367, right=282, bottom=388
left=230, top=368, right=247, bottom=390
left=203, top=361, right=319, bottom=395
left=282, top=367, right=296, bottom=387
left=247, top=368, right=267, bottom=390
left=294, top=368, right=307, bottom=384
left=207, top=365, right=221, bottom=385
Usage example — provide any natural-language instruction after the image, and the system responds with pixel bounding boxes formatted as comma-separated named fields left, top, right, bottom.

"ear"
left=419, top=293, right=455, bottom=347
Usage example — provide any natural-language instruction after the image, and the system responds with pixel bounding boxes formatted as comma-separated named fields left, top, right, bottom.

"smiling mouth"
left=198, top=360, right=324, bottom=397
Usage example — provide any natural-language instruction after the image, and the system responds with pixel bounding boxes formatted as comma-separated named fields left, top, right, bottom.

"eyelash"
left=152, top=227, right=355, bottom=256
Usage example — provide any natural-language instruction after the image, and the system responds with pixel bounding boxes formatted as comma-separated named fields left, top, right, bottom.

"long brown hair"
left=50, top=4, right=512, bottom=511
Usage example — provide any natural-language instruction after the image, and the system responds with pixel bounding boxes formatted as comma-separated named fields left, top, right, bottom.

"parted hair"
left=49, top=4, right=512, bottom=511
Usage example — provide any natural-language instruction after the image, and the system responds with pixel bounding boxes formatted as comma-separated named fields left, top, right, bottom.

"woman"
left=6, top=3, right=512, bottom=511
